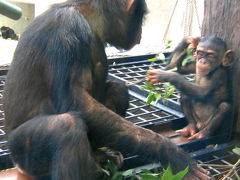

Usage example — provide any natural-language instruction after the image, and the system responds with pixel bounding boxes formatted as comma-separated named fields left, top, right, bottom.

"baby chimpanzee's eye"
left=207, top=54, right=217, bottom=59
left=197, top=51, right=204, bottom=56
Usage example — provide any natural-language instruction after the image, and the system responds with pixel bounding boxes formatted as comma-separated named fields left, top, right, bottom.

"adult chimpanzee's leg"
left=103, top=81, right=129, bottom=117
left=8, top=112, right=97, bottom=180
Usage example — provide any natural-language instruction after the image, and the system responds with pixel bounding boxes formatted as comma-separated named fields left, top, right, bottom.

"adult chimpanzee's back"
left=3, top=0, right=210, bottom=179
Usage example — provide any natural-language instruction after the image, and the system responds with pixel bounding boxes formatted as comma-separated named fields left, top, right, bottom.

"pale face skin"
left=195, top=41, right=224, bottom=76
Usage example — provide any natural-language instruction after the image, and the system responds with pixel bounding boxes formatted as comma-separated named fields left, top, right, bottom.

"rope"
left=193, top=0, right=202, bottom=31
left=183, top=0, right=188, bottom=36
left=184, top=0, right=194, bottom=37
left=162, top=0, right=201, bottom=42
left=162, top=0, right=178, bottom=43
left=188, top=0, right=193, bottom=35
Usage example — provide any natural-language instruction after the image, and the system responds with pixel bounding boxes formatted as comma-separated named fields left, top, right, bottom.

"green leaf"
left=146, top=91, right=155, bottom=105
left=168, top=40, right=173, bottom=44
left=161, top=165, right=189, bottom=180
left=153, top=168, right=160, bottom=174
left=160, top=58, right=167, bottom=63
left=111, top=173, right=122, bottom=180
left=122, top=169, right=135, bottom=177
left=161, top=165, right=174, bottom=180
left=140, top=86, right=149, bottom=91
left=142, top=81, right=158, bottom=91
left=139, top=81, right=157, bottom=92
left=145, top=81, right=156, bottom=88
left=186, top=48, right=192, bottom=55
left=181, top=56, right=194, bottom=67
left=104, top=161, right=118, bottom=175
left=148, top=57, right=158, bottom=62
left=162, top=82, right=170, bottom=88
left=154, top=92, right=161, bottom=104
left=181, top=48, right=196, bottom=67
left=172, top=166, right=189, bottom=180
left=101, top=168, right=110, bottom=176
left=162, top=83, right=175, bottom=99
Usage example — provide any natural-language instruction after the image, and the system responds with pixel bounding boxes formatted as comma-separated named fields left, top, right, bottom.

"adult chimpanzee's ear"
left=126, top=0, right=136, bottom=12
left=222, top=50, right=234, bottom=67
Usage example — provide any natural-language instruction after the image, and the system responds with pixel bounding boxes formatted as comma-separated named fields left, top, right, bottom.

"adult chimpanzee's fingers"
left=183, top=173, right=201, bottom=180
left=193, top=167, right=212, bottom=180
left=114, top=151, right=124, bottom=168
left=183, top=166, right=212, bottom=180
left=197, top=166, right=214, bottom=179
left=196, top=165, right=209, bottom=175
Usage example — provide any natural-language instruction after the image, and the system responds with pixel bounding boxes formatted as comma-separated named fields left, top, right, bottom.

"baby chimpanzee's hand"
left=148, top=69, right=176, bottom=84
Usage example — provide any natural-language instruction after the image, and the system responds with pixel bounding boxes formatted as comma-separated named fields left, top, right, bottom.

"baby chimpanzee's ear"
left=222, top=50, right=234, bottom=67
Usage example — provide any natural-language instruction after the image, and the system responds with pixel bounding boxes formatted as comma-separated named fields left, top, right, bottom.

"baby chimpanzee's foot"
left=181, top=123, right=197, bottom=137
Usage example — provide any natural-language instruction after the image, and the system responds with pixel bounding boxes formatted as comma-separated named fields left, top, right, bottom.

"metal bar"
left=0, top=0, right=22, bottom=20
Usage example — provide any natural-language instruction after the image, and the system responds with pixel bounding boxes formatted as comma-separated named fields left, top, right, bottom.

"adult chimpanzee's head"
left=195, top=36, right=234, bottom=76
left=101, top=0, right=147, bottom=50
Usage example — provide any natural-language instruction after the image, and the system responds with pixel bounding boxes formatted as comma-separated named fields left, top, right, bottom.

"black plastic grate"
left=0, top=77, right=7, bottom=151
left=126, top=91, right=180, bottom=126
left=195, top=143, right=240, bottom=179
left=0, top=76, right=10, bottom=170
left=197, top=147, right=240, bottom=179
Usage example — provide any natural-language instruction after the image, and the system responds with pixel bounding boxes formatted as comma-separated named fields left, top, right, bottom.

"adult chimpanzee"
left=3, top=0, right=210, bottom=179
left=148, top=36, right=234, bottom=140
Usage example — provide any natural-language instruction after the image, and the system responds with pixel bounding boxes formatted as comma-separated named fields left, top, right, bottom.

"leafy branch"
left=102, top=161, right=189, bottom=180
left=181, top=48, right=196, bottom=67
left=140, top=81, right=176, bottom=105
left=139, top=40, right=176, bottom=105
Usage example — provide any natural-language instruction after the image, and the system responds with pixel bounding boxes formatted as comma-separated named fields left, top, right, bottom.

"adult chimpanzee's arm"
left=70, top=83, right=209, bottom=179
